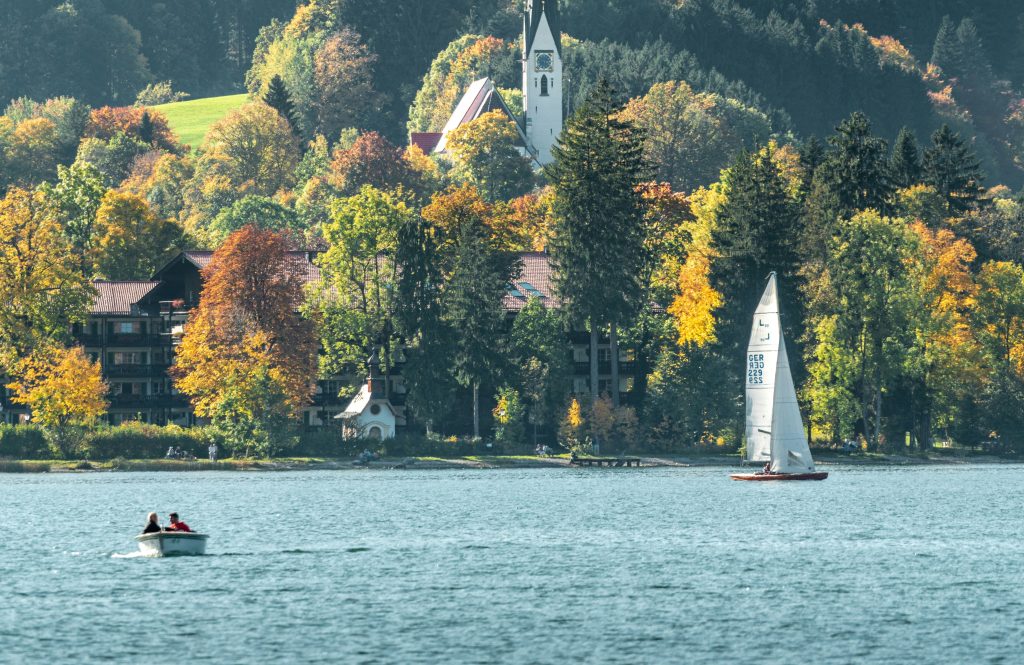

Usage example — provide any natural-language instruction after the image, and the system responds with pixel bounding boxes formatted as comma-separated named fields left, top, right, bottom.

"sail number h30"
left=747, top=353, right=766, bottom=385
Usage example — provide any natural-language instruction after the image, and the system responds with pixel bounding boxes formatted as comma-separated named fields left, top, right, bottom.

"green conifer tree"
left=546, top=79, right=650, bottom=410
left=263, top=74, right=302, bottom=137
left=441, top=211, right=521, bottom=439
left=395, top=215, right=456, bottom=435
left=889, top=127, right=922, bottom=189
left=923, top=124, right=985, bottom=215
left=954, top=18, right=992, bottom=83
left=138, top=109, right=154, bottom=145
left=710, top=145, right=804, bottom=424
left=931, top=15, right=960, bottom=74
left=798, top=136, right=825, bottom=194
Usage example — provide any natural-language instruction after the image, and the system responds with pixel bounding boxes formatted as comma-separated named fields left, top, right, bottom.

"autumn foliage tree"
left=86, top=106, right=179, bottom=152
left=6, top=345, right=108, bottom=458
left=446, top=110, right=534, bottom=203
left=0, top=188, right=94, bottom=372
left=198, top=102, right=301, bottom=197
left=313, top=28, right=383, bottom=141
left=327, top=131, right=416, bottom=196
left=172, top=227, right=318, bottom=457
left=92, top=191, right=182, bottom=280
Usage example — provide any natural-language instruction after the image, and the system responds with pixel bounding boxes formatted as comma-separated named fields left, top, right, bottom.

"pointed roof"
left=525, top=0, right=561, bottom=57
left=434, top=78, right=528, bottom=154
left=91, top=281, right=160, bottom=315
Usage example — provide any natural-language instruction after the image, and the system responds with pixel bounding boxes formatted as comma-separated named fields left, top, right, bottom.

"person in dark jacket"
left=142, top=512, right=161, bottom=533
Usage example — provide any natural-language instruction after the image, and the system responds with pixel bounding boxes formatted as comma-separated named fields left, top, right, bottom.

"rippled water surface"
left=2, top=465, right=1023, bottom=663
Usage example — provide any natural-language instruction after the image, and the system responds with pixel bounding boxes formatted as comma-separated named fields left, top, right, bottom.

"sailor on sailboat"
left=731, top=272, right=827, bottom=481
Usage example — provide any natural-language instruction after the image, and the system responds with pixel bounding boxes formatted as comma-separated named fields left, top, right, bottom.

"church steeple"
left=525, top=0, right=561, bottom=57
left=522, top=0, right=562, bottom=166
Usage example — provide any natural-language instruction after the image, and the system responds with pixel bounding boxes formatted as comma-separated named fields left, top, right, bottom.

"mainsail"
left=744, top=273, right=815, bottom=473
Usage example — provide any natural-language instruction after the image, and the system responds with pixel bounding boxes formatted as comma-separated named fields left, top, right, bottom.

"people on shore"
left=142, top=512, right=161, bottom=533
left=165, top=512, right=191, bottom=532
left=208, top=442, right=218, bottom=462
left=165, top=446, right=175, bottom=459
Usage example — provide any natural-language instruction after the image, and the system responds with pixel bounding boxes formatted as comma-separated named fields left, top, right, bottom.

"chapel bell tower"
left=523, top=0, right=563, bottom=166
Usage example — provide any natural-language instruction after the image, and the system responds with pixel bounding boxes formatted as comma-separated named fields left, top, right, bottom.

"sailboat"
left=731, top=273, right=827, bottom=481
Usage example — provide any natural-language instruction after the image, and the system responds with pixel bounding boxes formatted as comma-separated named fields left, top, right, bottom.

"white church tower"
left=522, top=0, right=562, bottom=166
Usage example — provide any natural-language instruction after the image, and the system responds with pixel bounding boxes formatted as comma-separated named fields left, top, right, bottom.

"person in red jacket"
left=165, top=512, right=191, bottom=532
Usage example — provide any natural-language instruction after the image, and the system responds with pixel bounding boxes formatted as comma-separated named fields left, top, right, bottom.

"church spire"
left=526, top=0, right=560, bottom=57
left=522, top=0, right=562, bottom=165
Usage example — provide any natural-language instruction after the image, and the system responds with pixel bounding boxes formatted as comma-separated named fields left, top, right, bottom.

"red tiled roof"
left=410, top=132, right=442, bottom=153
left=504, top=252, right=558, bottom=311
left=154, top=250, right=560, bottom=314
left=92, top=281, right=160, bottom=315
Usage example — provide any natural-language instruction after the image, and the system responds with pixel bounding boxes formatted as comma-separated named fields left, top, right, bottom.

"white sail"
left=744, top=275, right=779, bottom=463
left=769, top=326, right=815, bottom=473
left=744, top=273, right=816, bottom=473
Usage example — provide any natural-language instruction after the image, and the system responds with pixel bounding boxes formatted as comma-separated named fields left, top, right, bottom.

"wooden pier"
left=569, top=457, right=642, bottom=468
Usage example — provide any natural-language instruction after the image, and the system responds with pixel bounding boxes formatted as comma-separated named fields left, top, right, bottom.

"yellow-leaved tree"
left=558, top=398, right=589, bottom=455
left=0, top=187, right=95, bottom=372
left=7, top=345, right=108, bottom=458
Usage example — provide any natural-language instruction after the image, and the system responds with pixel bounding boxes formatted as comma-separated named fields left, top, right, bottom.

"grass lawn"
left=152, top=93, right=248, bottom=147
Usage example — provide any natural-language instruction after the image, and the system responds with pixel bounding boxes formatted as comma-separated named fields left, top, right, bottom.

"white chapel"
left=410, top=0, right=564, bottom=167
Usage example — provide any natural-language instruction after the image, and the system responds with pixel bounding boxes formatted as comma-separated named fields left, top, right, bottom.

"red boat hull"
left=730, top=472, right=828, bottom=481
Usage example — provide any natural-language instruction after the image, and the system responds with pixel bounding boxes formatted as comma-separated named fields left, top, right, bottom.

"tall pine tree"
left=263, top=74, right=302, bottom=137
left=923, top=124, right=985, bottom=215
left=395, top=214, right=455, bottom=434
left=889, top=126, right=922, bottom=189
left=439, top=197, right=521, bottom=438
left=954, top=18, right=993, bottom=84
left=804, top=112, right=892, bottom=263
left=547, top=79, right=650, bottom=411
left=710, top=145, right=804, bottom=427
left=931, top=15, right=960, bottom=75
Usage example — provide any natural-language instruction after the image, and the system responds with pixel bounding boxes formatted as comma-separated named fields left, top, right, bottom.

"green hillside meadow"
left=152, top=93, right=248, bottom=147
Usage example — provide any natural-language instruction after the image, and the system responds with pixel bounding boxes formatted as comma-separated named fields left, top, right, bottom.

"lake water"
left=2, top=465, right=1023, bottom=664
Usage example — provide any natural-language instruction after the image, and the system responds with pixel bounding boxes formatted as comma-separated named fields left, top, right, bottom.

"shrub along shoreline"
left=2, top=423, right=1017, bottom=473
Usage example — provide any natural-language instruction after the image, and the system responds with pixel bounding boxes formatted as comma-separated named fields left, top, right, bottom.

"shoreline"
left=0, top=452, right=1019, bottom=473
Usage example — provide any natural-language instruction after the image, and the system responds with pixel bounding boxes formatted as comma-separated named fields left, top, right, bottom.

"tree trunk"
left=610, top=323, right=620, bottom=407
left=472, top=382, right=480, bottom=440
left=873, top=384, right=882, bottom=450
left=590, top=324, right=600, bottom=454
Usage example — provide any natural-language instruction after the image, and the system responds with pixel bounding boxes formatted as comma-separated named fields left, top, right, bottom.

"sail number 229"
left=747, top=353, right=765, bottom=384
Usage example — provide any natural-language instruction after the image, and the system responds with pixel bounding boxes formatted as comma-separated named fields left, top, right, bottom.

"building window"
left=112, top=352, right=146, bottom=365
left=116, top=322, right=141, bottom=334
left=541, top=75, right=549, bottom=96
left=370, top=404, right=381, bottom=416
left=368, top=426, right=382, bottom=440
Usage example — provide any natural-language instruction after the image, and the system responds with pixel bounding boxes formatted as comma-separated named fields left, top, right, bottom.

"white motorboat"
left=135, top=531, right=209, bottom=556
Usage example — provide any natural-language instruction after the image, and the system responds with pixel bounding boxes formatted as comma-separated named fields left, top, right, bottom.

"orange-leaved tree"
left=7, top=345, right=108, bottom=458
left=171, top=226, right=318, bottom=457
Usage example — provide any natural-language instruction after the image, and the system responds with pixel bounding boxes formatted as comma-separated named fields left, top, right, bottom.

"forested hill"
left=2, top=0, right=1023, bottom=186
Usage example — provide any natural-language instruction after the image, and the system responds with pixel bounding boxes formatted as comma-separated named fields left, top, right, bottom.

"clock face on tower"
left=535, top=51, right=553, bottom=72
